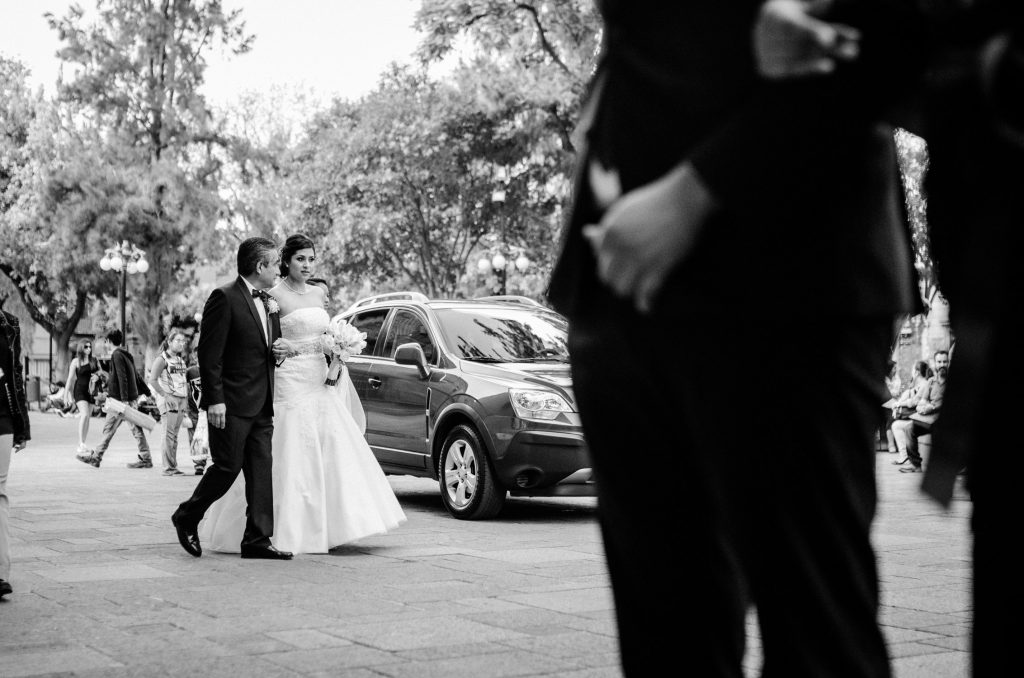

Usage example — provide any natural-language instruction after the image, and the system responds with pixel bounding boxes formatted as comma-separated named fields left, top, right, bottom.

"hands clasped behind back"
left=583, top=161, right=717, bottom=315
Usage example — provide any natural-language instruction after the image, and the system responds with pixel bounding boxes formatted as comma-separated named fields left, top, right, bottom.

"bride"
left=199, top=233, right=406, bottom=553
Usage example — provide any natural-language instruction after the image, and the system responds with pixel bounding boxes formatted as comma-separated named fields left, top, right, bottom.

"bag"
left=190, top=411, right=210, bottom=464
left=909, top=411, right=938, bottom=429
left=893, top=405, right=915, bottom=420
left=103, top=397, right=158, bottom=431
left=88, top=373, right=102, bottom=397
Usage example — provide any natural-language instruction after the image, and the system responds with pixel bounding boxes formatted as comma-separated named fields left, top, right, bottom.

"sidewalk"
left=2, top=413, right=971, bottom=677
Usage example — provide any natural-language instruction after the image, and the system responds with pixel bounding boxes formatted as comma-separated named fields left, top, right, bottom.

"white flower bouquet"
left=322, top=316, right=367, bottom=386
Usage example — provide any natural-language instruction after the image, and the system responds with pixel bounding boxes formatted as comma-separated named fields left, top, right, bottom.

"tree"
left=1, top=57, right=98, bottom=379
left=45, top=0, right=253, bottom=359
left=895, top=128, right=936, bottom=307
left=415, top=0, right=600, bottom=154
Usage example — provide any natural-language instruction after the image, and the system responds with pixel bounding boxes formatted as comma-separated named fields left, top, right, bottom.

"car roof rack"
left=474, top=295, right=543, bottom=307
left=346, top=291, right=430, bottom=311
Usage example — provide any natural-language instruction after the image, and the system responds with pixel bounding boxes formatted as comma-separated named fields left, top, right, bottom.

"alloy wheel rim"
left=443, top=438, right=479, bottom=508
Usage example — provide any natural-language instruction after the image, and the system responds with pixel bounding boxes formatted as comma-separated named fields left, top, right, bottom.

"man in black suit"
left=754, top=3, right=1024, bottom=673
left=172, top=237, right=292, bottom=560
left=547, top=2, right=921, bottom=676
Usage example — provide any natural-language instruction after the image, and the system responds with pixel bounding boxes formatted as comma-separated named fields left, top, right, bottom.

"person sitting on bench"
left=892, top=350, right=948, bottom=473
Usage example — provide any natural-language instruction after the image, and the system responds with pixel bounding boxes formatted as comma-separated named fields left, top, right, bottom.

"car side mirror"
left=395, top=342, right=431, bottom=379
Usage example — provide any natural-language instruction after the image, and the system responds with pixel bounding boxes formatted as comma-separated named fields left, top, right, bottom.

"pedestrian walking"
left=1, top=307, right=31, bottom=599
left=63, top=339, right=105, bottom=455
left=76, top=329, right=153, bottom=469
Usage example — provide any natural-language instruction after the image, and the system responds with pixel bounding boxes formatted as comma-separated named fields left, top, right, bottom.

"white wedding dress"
left=198, top=306, right=406, bottom=554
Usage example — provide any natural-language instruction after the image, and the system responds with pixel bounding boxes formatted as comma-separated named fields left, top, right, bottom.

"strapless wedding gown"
left=198, top=306, right=406, bottom=553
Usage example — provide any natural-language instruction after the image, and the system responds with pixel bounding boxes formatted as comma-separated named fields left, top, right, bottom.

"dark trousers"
left=173, top=407, right=274, bottom=548
left=568, top=295, right=893, bottom=677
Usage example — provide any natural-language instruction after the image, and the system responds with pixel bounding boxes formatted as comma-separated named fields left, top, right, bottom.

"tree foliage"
left=42, top=0, right=253, bottom=358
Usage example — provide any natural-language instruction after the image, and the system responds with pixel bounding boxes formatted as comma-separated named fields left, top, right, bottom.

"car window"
left=381, top=310, right=436, bottom=364
left=349, top=309, right=389, bottom=357
left=434, top=307, right=569, bottom=363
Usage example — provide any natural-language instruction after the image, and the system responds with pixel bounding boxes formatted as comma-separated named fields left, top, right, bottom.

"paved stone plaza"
left=1, top=413, right=971, bottom=677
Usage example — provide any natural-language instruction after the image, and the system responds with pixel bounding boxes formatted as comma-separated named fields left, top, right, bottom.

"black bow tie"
left=252, top=289, right=269, bottom=299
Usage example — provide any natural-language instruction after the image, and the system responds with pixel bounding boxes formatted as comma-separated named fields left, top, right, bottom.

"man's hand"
left=272, top=338, right=293, bottom=363
left=208, top=403, right=227, bottom=429
left=583, top=161, right=716, bottom=314
left=754, top=0, right=860, bottom=79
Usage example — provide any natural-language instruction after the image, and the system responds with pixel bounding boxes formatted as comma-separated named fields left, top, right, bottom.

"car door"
left=362, top=308, right=435, bottom=470
left=344, top=308, right=390, bottom=404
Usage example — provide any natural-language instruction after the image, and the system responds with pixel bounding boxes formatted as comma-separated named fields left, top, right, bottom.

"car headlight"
left=509, top=389, right=573, bottom=421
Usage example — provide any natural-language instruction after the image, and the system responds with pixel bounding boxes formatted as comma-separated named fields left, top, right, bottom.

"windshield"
left=435, top=307, right=569, bottom=363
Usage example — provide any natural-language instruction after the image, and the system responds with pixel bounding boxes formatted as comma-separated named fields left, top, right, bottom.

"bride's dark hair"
left=279, top=233, right=316, bottom=277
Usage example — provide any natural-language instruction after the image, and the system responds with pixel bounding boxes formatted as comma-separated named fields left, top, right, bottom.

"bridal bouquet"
left=322, top=316, right=367, bottom=386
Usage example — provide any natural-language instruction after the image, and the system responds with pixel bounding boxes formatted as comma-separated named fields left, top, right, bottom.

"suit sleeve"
left=689, top=0, right=927, bottom=216
left=197, top=288, right=229, bottom=409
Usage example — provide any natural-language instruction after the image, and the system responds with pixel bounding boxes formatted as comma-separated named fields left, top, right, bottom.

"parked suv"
left=337, top=292, right=593, bottom=519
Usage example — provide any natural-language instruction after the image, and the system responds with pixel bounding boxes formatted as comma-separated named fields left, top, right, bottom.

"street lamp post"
left=477, top=250, right=530, bottom=295
left=99, top=240, right=149, bottom=340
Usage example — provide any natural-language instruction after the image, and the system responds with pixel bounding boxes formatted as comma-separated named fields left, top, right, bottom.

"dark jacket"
left=107, top=346, right=150, bottom=402
left=1, top=310, right=31, bottom=445
left=197, top=277, right=281, bottom=417
left=548, top=0, right=924, bottom=320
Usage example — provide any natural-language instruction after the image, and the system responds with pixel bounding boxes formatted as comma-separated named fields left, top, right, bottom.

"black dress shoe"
left=0, top=578, right=12, bottom=598
left=171, top=515, right=202, bottom=557
left=240, top=545, right=293, bottom=560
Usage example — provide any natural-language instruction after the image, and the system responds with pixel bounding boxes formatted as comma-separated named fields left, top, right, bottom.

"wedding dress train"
left=199, top=306, right=406, bottom=553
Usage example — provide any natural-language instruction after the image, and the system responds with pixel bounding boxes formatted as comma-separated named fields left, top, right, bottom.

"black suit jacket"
left=107, top=347, right=150, bottom=402
left=549, top=0, right=924, bottom=320
left=197, top=277, right=280, bottom=417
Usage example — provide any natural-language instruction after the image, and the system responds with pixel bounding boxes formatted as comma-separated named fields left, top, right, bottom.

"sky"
left=0, top=0, right=423, bottom=105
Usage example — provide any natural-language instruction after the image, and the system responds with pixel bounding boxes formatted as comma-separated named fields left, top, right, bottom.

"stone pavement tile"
left=562, top=613, right=618, bottom=638
left=205, top=631, right=299, bottom=656
left=466, top=547, right=597, bottom=565
left=502, top=588, right=615, bottom=615
left=72, top=654, right=306, bottom=678
left=28, top=562, right=178, bottom=583
left=266, top=628, right=355, bottom=650
left=499, top=630, right=618, bottom=659
left=463, top=606, right=597, bottom=631
left=885, top=585, right=971, bottom=615
left=376, top=579, right=499, bottom=604
left=880, top=606, right=970, bottom=629
left=372, top=648, right=582, bottom=678
left=10, top=543, right=64, bottom=558
left=285, top=594, right=412, bottom=620
left=20, top=546, right=134, bottom=565
left=327, top=616, right=528, bottom=652
left=307, top=670, right=395, bottom=678
left=261, top=645, right=403, bottom=673
left=447, top=596, right=532, bottom=613
left=883, top=627, right=953, bottom=645
left=2, top=647, right=123, bottom=677
left=540, top=666, right=622, bottom=678
left=179, top=610, right=347, bottom=637
left=390, top=641, right=510, bottom=662
left=892, top=651, right=969, bottom=678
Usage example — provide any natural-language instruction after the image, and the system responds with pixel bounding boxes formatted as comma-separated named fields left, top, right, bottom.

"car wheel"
left=438, top=424, right=506, bottom=520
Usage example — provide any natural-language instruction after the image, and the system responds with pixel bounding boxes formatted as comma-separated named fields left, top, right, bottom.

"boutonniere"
left=265, top=296, right=280, bottom=315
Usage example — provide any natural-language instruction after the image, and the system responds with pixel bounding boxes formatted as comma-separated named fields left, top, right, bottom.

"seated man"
left=892, top=350, right=949, bottom=473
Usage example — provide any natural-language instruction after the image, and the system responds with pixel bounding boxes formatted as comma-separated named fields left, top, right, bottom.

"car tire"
left=438, top=424, right=506, bottom=520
